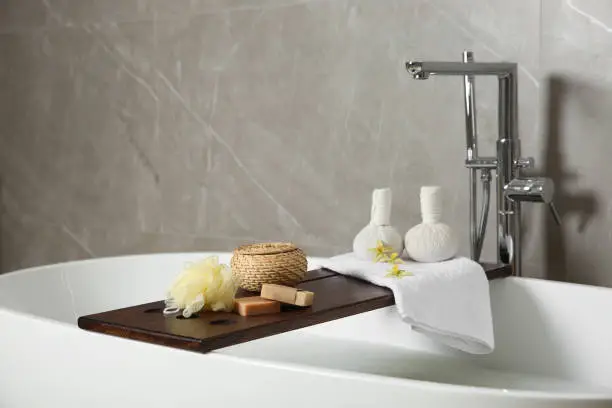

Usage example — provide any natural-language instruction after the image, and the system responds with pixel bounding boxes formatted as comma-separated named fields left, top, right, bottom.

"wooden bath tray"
left=78, top=263, right=510, bottom=353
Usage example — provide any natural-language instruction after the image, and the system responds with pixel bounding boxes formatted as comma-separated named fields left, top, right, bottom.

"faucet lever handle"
left=549, top=202, right=562, bottom=226
left=505, top=177, right=562, bottom=226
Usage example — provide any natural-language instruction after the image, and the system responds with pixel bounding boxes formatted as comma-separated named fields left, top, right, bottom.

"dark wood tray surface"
left=78, top=263, right=511, bottom=354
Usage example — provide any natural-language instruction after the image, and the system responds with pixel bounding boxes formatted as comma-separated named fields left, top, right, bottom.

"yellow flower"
left=386, top=264, right=413, bottom=279
left=387, top=252, right=403, bottom=264
left=368, top=240, right=394, bottom=263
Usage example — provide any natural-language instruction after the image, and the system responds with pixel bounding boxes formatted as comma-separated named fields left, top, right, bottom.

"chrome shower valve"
left=504, top=177, right=562, bottom=225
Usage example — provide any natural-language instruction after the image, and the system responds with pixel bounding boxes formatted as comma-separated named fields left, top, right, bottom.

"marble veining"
left=1, top=0, right=611, bottom=287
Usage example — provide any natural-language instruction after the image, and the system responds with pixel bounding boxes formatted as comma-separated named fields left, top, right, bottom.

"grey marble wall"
left=0, top=0, right=610, bottom=286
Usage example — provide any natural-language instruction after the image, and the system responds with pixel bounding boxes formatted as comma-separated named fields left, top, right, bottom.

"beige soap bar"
left=234, top=296, right=281, bottom=317
left=260, top=284, right=314, bottom=307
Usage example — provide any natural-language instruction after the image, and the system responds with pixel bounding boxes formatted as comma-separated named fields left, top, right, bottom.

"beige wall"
left=0, top=0, right=610, bottom=286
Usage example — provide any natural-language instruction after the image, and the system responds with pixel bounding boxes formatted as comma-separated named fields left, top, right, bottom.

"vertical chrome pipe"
left=462, top=51, right=478, bottom=261
left=496, top=70, right=520, bottom=275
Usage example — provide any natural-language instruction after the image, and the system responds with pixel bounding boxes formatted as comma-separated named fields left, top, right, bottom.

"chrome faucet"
left=405, top=51, right=560, bottom=276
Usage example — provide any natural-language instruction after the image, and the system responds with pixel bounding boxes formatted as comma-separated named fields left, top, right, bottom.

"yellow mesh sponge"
left=165, top=256, right=238, bottom=317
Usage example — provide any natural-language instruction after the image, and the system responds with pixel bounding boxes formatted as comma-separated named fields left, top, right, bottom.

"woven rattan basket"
left=231, top=242, right=307, bottom=292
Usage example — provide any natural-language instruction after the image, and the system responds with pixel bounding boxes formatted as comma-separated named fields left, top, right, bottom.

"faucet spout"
left=405, top=61, right=429, bottom=79
left=405, top=61, right=517, bottom=79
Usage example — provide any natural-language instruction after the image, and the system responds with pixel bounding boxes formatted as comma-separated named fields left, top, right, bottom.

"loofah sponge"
left=164, top=255, right=238, bottom=318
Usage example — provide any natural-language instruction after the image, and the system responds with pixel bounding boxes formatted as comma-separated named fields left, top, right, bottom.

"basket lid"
left=233, top=242, right=299, bottom=256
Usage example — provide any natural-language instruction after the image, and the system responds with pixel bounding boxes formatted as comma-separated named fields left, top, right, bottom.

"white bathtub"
left=1, top=252, right=612, bottom=407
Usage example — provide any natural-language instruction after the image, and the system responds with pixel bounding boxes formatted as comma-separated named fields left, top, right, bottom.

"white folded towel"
left=318, top=253, right=494, bottom=354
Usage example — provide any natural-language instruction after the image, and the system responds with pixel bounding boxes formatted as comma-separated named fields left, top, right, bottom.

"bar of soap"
left=260, top=284, right=314, bottom=307
left=234, top=296, right=281, bottom=317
